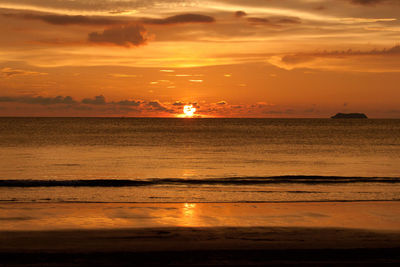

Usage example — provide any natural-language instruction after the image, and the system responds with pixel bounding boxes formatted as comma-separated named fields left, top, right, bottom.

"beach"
left=1, top=118, right=399, bottom=265
left=2, top=0, right=400, bottom=263
left=1, top=201, right=399, bottom=266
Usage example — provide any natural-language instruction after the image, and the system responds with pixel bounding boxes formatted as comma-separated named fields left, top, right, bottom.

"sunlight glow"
left=183, top=105, right=196, bottom=117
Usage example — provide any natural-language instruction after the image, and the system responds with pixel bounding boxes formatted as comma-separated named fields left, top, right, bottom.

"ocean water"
left=0, top=117, right=399, bottom=203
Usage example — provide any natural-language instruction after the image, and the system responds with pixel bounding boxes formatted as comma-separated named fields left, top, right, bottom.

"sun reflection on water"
left=182, top=203, right=197, bottom=226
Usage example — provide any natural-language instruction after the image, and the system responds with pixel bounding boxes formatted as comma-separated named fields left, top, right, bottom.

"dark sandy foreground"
left=1, top=227, right=399, bottom=266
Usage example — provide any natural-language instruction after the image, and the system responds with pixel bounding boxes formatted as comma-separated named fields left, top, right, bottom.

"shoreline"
left=1, top=201, right=399, bottom=231
left=1, top=201, right=399, bottom=265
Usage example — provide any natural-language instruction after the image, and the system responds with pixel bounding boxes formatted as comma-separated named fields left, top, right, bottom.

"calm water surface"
left=0, top=118, right=399, bottom=202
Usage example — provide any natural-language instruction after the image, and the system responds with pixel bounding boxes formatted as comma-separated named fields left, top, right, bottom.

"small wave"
left=0, top=176, right=399, bottom=187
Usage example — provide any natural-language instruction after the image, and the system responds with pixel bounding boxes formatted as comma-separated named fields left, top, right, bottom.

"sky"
left=0, top=0, right=399, bottom=118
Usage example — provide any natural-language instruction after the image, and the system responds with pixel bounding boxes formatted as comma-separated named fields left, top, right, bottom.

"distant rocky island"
left=331, top=113, right=368, bottom=119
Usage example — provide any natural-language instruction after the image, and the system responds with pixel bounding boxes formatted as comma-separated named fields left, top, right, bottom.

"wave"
left=0, top=176, right=399, bottom=187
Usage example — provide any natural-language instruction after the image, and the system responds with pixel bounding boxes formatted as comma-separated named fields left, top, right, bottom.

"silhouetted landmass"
left=331, top=113, right=368, bottom=119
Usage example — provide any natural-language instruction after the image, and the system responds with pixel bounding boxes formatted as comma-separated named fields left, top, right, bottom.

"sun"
left=183, top=105, right=196, bottom=117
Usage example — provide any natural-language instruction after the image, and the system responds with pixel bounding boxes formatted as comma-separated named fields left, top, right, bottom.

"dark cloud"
left=117, top=99, right=142, bottom=106
left=231, top=105, right=243, bottom=109
left=3, top=13, right=121, bottom=25
left=142, top=14, right=215, bottom=25
left=317, top=45, right=400, bottom=56
left=349, top=0, right=385, bottom=5
left=172, top=101, right=185, bottom=106
left=1, top=67, right=47, bottom=77
left=247, top=17, right=271, bottom=24
left=347, top=0, right=400, bottom=5
left=2, top=12, right=214, bottom=26
left=192, top=103, right=200, bottom=109
left=234, top=11, right=247, bottom=18
left=275, top=17, right=301, bottom=24
left=246, top=16, right=301, bottom=26
left=81, top=95, right=106, bottom=105
left=146, top=100, right=173, bottom=112
left=0, top=95, right=183, bottom=115
left=88, top=24, right=148, bottom=47
left=281, top=45, right=400, bottom=65
left=385, top=45, right=400, bottom=54
left=216, top=101, right=227, bottom=105
left=0, top=95, right=76, bottom=105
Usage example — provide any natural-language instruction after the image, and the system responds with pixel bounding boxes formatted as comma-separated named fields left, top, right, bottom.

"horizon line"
left=0, top=116, right=398, bottom=119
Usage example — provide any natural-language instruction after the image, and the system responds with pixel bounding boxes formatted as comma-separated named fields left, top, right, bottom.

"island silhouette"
left=331, top=113, right=368, bottom=119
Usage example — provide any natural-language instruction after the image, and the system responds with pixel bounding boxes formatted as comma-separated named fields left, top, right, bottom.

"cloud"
left=0, top=95, right=76, bottom=105
left=0, top=95, right=188, bottom=115
left=217, top=101, right=227, bottom=105
left=1, top=67, right=47, bottom=77
left=246, top=16, right=301, bottom=26
left=347, top=0, right=400, bottom=5
left=275, top=17, right=302, bottom=24
left=282, top=45, right=400, bottom=64
left=246, top=17, right=270, bottom=24
left=117, top=99, right=142, bottom=106
left=271, top=45, right=400, bottom=71
left=142, top=14, right=215, bottom=25
left=0, top=94, right=147, bottom=107
left=348, top=0, right=386, bottom=5
left=0, top=0, right=188, bottom=13
left=82, top=95, right=106, bottom=105
left=3, top=12, right=215, bottom=26
left=234, top=11, right=247, bottom=18
left=172, top=101, right=185, bottom=106
left=146, top=100, right=173, bottom=112
left=3, top=13, right=121, bottom=25
left=88, top=24, right=148, bottom=47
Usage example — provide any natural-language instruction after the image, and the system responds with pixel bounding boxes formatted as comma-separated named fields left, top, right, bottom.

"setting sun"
left=183, top=105, right=196, bottom=117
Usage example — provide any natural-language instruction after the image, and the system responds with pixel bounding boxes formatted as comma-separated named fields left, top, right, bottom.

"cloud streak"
left=246, top=16, right=301, bottom=26
left=3, top=13, right=121, bottom=25
left=88, top=24, right=149, bottom=47
left=142, top=14, right=215, bottom=25
left=3, top=11, right=215, bottom=26
left=0, top=95, right=76, bottom=105
left=146, top=100, right=173, bottom=113
left=81, top=95, right=106, bottom=105
left=349, top=0, right=386, bottom=5
left=234, top=11, right=247, bottom=18
left=1, top=67, right=47, bottom=77
left=0, top=0, right=187, bottom=13
left=281, top=45, right=400, bottom=64
left=270, top=45, right=400, bottom=71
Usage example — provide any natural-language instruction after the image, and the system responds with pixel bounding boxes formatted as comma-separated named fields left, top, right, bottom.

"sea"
left=0, top=117, right=399, bottom=203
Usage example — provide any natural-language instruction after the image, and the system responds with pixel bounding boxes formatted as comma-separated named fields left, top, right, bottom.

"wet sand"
left=1, top=227, right=400, bottom=266
left=1, top=202, right=399, bottom=266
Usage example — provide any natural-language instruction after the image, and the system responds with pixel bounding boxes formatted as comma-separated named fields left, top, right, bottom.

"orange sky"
left=0, top=0, right=399, bottom=117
